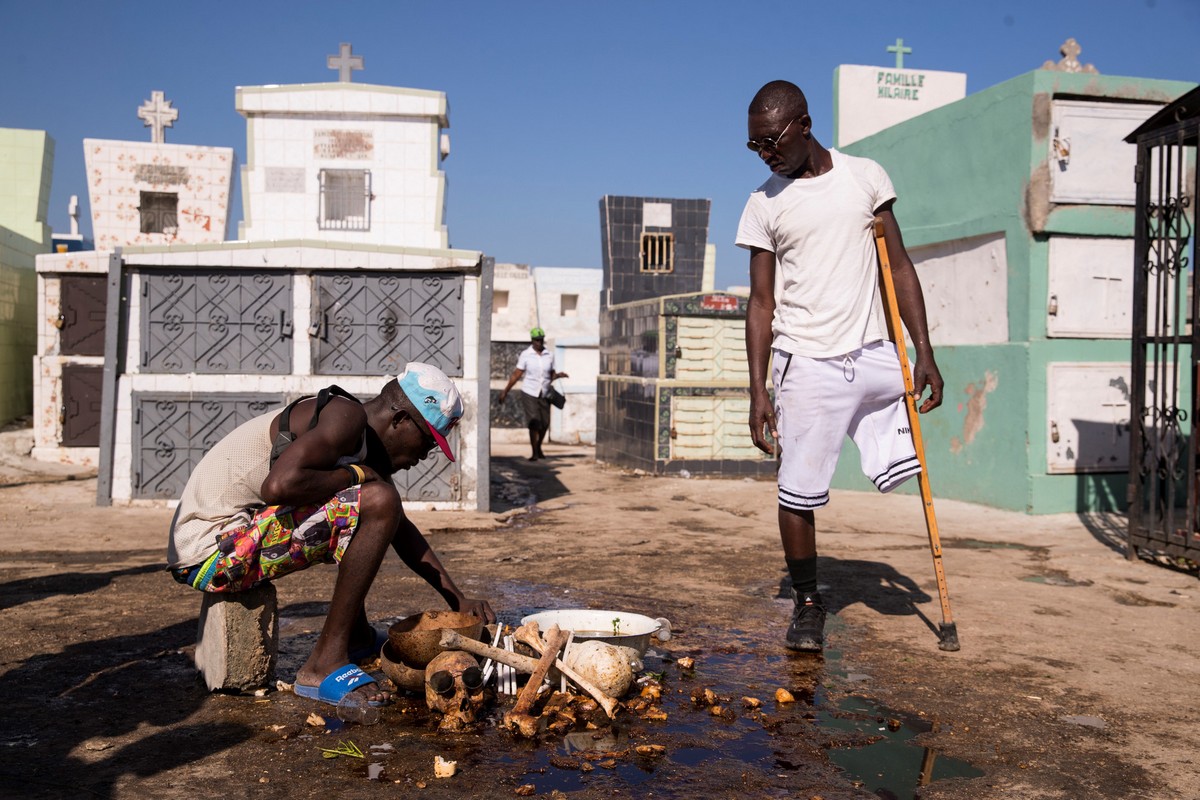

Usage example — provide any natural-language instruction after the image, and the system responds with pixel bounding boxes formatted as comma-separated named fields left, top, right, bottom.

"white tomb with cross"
left=81, top=91, right=234, bottom=251
left=833, top=39, right=967, bottom=147
left=236, top=42, right=451, bottom=247
left=32, top=92, right=235, bottom=466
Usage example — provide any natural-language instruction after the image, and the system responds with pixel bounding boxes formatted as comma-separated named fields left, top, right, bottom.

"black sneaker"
left=786, top=589, right=826, bottom=652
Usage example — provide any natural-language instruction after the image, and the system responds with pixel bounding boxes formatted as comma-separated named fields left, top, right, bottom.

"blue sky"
left=4, top=0, right=1198, bottom=290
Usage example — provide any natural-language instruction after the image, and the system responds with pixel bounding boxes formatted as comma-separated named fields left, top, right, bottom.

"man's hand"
left=357, top=463, right=384, bottom=484
left=498, top=390, right=508, bottom=404
left=748, top=392, right=778, bottom=455
left=912, top=353, right=944, bottom=413
left=457, top=597, right=496, bottom=624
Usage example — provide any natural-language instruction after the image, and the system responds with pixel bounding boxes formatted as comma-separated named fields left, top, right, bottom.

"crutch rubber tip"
left=937, top=622, right=961, bottom=652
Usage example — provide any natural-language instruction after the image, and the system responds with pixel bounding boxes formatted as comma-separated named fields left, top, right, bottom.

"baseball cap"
left=395, top=362, right=464, bottom=461
left=530, top=327, right=545, bottom=340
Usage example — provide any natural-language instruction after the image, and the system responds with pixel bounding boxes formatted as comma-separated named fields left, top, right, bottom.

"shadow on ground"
left=0, top=620, right=253, bottom=799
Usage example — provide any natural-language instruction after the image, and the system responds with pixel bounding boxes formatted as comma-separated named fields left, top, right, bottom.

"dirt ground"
left=1, top=440, right=1197, bottom=799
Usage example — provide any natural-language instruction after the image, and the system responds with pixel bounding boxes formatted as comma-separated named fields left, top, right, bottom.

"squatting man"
left=737, top=80, right=943, bottom=652
left=167, top=363, right=494, bottom=707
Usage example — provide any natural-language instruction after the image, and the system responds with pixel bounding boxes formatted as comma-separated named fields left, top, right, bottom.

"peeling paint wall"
left=838, top=69, right=1195, bottom=513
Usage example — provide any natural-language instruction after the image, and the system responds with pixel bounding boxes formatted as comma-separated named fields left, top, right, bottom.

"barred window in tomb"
left=640, top=232, right=674, bottom=273
left=139, top=191, right=179, bottom=235
left=319, top=169, right=372, bottom=231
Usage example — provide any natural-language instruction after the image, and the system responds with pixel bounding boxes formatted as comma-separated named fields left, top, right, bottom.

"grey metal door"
left=60, top=275, right=108, bottom=356
left=392, top=427, right=461, bottom=502
left=312, top=273, right=463, bottom=376
left=132, top=393, right=285, bottom=500
left=61, top=364, right=103, bottom=446
left=141, top=270, right=293, bottom=373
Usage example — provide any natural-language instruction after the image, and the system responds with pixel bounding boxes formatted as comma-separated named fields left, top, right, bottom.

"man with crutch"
left=737, top=80, right=945, bottom=653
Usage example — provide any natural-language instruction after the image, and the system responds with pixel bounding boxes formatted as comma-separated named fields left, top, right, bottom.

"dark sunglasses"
left=747, top=115, right=800, bottom=153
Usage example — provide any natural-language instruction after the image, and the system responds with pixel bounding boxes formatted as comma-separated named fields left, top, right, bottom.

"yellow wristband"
left=344, top=463, right=366, bottom=484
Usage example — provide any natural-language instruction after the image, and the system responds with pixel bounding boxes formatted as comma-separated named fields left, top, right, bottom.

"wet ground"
left=1, top=442, right=1198, bottom=798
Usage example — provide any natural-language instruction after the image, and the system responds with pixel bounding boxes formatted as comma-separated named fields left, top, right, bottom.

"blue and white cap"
left=395, top=362, right=464, bottom=461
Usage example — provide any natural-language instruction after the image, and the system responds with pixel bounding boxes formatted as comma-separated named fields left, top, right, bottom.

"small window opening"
left=640, top=232, right=674, bottom=273
left=494, top=290, right=510, bottom=314
left=319, top=169, right=371, bottom=231
left=561, top=293, right=578, bottom=317
left=139, top=191, right=178, bottom=235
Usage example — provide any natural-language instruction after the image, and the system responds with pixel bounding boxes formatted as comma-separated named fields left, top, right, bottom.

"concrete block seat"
left=194, top=583, right=279, bottom=691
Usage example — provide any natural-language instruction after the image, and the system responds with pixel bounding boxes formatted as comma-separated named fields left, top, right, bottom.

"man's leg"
left=296, top=481, right=400, bottom=702
left=527, top=424, right=541, bottom=460
left=781, top=504, right=826, bottom=652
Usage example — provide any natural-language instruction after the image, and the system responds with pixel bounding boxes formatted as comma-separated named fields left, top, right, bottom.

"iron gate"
left=1127, top=89, right=1200, bottom=568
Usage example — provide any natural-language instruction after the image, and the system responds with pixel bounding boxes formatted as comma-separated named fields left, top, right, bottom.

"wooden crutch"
left=872, top=216, right=960, bottom=652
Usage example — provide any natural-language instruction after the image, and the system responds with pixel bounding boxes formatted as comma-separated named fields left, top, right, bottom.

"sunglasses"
left=747, top=115, right=800, bottom=154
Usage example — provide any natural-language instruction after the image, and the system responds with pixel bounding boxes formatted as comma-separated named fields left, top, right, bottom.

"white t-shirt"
left=516, top=345, right=555, bottom=397
left=735, top=149, right=896, bottom=358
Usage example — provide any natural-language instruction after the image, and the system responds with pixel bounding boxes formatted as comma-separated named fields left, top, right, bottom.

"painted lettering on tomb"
left=314, top=129, right=374, bottom=160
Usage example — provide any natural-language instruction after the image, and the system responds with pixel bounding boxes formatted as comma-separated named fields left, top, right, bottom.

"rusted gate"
left=1127, top=87, right=1200, bottom=568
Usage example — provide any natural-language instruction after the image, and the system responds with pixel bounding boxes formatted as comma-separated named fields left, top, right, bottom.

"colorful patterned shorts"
left=172, top=486, right=361, bottom=593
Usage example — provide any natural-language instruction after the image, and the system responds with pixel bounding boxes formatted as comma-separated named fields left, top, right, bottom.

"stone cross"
left=137, top=91, right=178, bottom=144
left=1041, top=38, right=1099, bottom=74
left=887, top=38, right=912, bottom=70
left=68, top=195, right=79, bottom=236
left=327, top=42, right=364, bottom=82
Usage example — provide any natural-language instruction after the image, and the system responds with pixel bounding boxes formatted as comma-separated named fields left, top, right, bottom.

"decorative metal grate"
left=1127, top=106, right=1200, bottom=567
left=392, top=426, right=460, bottom=502
left=132, top=393, right=285, bottom=500
left=312, top=272, right=463, bottom=376
left=141, top=270, right=293, bottom=374
left=319, top=169, right=371, bottom=231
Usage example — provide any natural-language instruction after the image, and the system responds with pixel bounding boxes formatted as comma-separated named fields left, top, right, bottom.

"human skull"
left=424, top=650, right=486, bottom=731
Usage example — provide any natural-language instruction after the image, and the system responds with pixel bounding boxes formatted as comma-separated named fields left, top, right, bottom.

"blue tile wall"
left=599, top=196, right=711, bottom=309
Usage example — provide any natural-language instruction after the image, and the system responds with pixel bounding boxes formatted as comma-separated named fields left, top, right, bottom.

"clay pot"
left=387, top=610, right=484, bottom=668
left=379, top=641, right=426, bottom=692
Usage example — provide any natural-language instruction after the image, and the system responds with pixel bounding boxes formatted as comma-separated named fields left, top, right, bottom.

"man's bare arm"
left=260, top=398, right=371, bottom=506
left=391, top=516, right=495, bottom=622
left=747, top=247, right=778, bottom=453
left=876, top=206, right=943, bottom=413
left=498, top=368, right=524, bottom=403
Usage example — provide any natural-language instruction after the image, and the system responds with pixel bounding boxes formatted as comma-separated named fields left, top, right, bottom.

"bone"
left=513, top=622, right=621, bottom=719
left=439, top=629, right=542, bottom=673
left=504, top=624, right=568, bottom=737
left=439, top=628, right=622, bottom=719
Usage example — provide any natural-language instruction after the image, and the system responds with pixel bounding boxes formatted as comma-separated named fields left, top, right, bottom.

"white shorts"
left=772, top=341, right=920, bottom=511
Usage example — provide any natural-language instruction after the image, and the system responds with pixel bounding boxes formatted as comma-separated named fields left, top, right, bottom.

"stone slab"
left=194, top=583, right=278, bottom=692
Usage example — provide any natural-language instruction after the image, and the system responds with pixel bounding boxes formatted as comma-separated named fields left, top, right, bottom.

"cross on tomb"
left=327, top=42, right=364, bottom=83
left=887, top=38, right=912, bottom=70
left=137, top=91, right=178, bottom=144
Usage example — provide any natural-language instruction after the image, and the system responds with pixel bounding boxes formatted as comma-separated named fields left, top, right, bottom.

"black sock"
left=786, top=556, right=818, bottom=596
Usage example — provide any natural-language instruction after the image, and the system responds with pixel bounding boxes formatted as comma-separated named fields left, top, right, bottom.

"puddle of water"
left=820, top=695, right=983, bottom=798
left=1021, top=574, right=1092, bottom=587
left=948, top=538, right=1039, bottom=551
left=339, top=580, right=984, bottom=797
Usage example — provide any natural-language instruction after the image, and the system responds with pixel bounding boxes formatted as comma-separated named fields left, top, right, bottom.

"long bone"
left=438, top=629, right=621, bottom=719
left=504, top=624, right=568, bottom=737
left=513, top=622, right=622, bottom=719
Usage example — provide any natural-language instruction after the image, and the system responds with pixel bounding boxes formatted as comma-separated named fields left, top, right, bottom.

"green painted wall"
left=0, top=128, right=54, bottom=426
left=834, top=71, right=1195, bottom=513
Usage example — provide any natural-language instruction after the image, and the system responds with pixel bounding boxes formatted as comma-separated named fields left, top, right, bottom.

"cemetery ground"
left=1, top=441, right=1198, bottom=799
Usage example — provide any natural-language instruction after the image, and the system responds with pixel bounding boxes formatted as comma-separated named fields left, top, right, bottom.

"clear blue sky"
left=4, top=0, right=1197, bottom=290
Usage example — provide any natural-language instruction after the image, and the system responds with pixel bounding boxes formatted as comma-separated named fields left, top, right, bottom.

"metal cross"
left=137, top=91, right=178, bottom=144
left=327, top=42, right=364, bottom=83
left=887, top=38, right=912, bottom=70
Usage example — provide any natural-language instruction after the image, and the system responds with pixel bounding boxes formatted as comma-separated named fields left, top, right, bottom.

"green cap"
left=530, top=327, right=546, bottom=339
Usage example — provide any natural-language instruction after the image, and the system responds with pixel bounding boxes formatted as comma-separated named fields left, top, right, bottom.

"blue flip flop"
left=294, top=664, right=385, bottom=707
left=348, top=628, right=388, bottom=664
